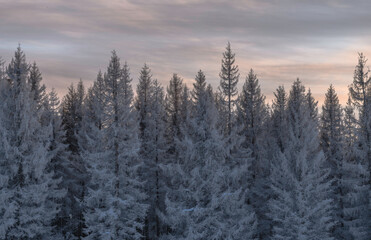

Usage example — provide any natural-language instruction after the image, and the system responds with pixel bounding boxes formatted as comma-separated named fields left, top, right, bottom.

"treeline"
left=0, top=43, right=370, bottom=240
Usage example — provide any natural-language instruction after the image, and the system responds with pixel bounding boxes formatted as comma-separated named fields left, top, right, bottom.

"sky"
left=1, top=0, right=371, bottom=105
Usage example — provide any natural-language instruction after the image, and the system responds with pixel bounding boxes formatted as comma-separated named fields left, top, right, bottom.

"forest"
left=0, top=43, right=370, bottom=240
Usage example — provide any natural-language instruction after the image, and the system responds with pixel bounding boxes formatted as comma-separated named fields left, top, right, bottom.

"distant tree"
left=344, top=53, right=371, bottom=240
left=61, top=80, right=85, bottom=154
left=60, top=79, right=87, bottom=238
left=165, top=73, right=184, bottom=156
left=269, top=79, right=335, bottom=240
left=0, top=46, right=63, bottom=239
left=164, top=70, right=257, bottom=239
left=236, top=69, right=270, bottom=238
left=343, top=96, right=357, bottom=149
left=271, top=86, right=288, bottom=152
left=28, top=62, right=46, bottom=111
left=219, top=42, right=239, bottom=136
left=41, top=88, right=74, bottom=239
left=0, top=57, right=5, bottom=82
left=83, top=54, right=146, bottom=239
left=306, top=88, right=318, bottom=123
left=135, top=64, right=168, bottom=240
left=320, top=85, right=351, bottom=239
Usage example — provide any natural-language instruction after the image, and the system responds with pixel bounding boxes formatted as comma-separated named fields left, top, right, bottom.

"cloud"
left=1, top=0, right=370, bottom=104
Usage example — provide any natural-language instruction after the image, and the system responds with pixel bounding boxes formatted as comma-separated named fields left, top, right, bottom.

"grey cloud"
left=0, top=0, right=369, bottom=104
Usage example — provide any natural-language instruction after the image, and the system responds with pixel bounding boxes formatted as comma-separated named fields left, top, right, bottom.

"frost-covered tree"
left=136, top=64, right=153, bottom=140
left=165, top=73, right=184, bottom=156
left=180, top=85, right=192, bottom=132
left=343, top=97, right=357, bottom=148
left=0, top=46, right=63, bottom=239
left=306, top=88, right=318, bottom=123
left=349, top=53, right=371, bottom=165
left=28, top=62, right=46, bottom=111
left=236, top=69, right=270, bottom=238
left=40, top=88, right=75, bottom=239
left=135, top=64, right=168, bottom=240
left=271, top=86, right=288, bottom=152
left=83, top=53, right=146, bottom=239
left=60, top=79, right=87, bottom=238
left=343, top=53, right=371, bottom=240
left=320, top=85, right=351, bottom=239
left=164, top=70, right=257, bottom=240
left=219, top=42, right=239, bottom=136
left=61, top=80, right=85, bottom=154
left=269, top=79, right=335, bottom=240
left=0, top=57, right=5, bottom=82
left=237, top=69, right=268, bottom=153
left=321, top=85, right=343, bottom=160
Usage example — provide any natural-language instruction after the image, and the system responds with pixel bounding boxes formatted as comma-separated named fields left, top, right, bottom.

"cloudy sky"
left=1, top=0, right=371, bottom=104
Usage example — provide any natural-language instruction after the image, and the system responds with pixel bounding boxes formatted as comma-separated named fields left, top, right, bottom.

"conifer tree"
left=343, top=97, right=357, bottom=148
left=0, top=57, right=5, bottom=82
left=60, top=79, right=87, bottom=238
left=320, top=85, right=350, bottom=239
left=165, top=73, right=184, bottom=155
left=219, top=42, right=239, bottom=136
left=83, top=54, right=146, bottom=239
left=135, top=64, right=167, bottom=240
left=271, top=86, right=288, bottom=152
left=28, top=62, right=46, bottom=111
left=344, top=53, right=371, bottom=240
left=164, top=71, right=257, bottom=239
left=306, top=88, right=319, bottom=123
left=61, top=80, right=85, bottom=154
left=0, top=46, right=63, bottom=239
left=236, top=69, right=270, bottom=238
left=269, top=79, right=335, bottom=240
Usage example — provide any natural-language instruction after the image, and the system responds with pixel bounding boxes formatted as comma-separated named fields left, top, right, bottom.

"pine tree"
left=271, top=86, right=288, bottom=152
left=0, top=56, right=16, bottom=240
left=0, top=57, right=6, bottom=84
left=136, top=64, right=153, bottom=140
left=343, top=97, right=357, bottom=149
left=320, top=85, right=350, bottom=239
left=61, top=80, right=85, bottom=154
left=28, top=62, right=46, bottom=111
left=0, top=46, right=63, bottom=239
left=236, top=69, right=270, bottom=238
left=306, top=88, right=318, bottom=123
left=269, top=79, right=335, bottom=240
left=180, top=85, right=191, bottom=133
left=80, top=71, right=107, bottom=239
left=219, top=42, right=239, bottom=136
left=164, top=71, right=257, bottom=239
left=165, top=73, right=184, bottom=156
left=83, top=54, right=146, bottom=239
left=344, top=53, right=371, bottom=240
left=135, top=64, right=167, bottom=240
left=60, top=79, right=87, bottom=238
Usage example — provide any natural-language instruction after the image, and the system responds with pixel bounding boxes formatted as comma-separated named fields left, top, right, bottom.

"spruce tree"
left=219, top=42, right=239, bottom=136
left=83, top=54, right=146, bottom=239
left=28, top=62, right=46, bottom=111
left=165, top=73, right=184, bottom=156
left=269, top=79, right=335, bottom=240
left=0, top=46, right=63, bottom=239
left=306, top=88, right=319, bottom=123
left=344, top=53, right=371, bottom=240
left=165, top=71, right=257, bottom=239
left=60, top=80, right=87, bottom=238
left=320, top=85, right=350, bottom=239
left=236, top=69, right=270, bottom=238
left=135, top=64, right=167, bottom=240
left=271, top=86, right=288, bottom=152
